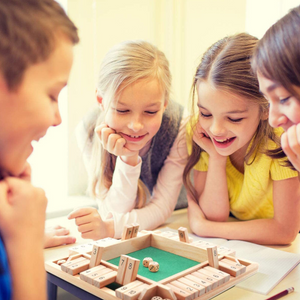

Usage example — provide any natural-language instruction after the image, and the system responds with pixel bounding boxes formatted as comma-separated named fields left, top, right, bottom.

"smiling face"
left=257, top=72, right=300, bottom=131
left=197, top=80, right=262, bottom=159
left=102, top=78, right=167, bottom=152
left=0, top=36, right=74, bottom=177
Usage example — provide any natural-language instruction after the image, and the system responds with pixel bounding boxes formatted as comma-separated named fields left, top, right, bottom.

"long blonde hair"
left=86, top=40, right=172, bottom=208
left=183, top=33, right=280, bottom=202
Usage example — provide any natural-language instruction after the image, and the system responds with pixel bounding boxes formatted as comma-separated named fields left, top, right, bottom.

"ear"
left=95, top=89, right=104, bottom=111
left=163, top=98, right=168, bottom=112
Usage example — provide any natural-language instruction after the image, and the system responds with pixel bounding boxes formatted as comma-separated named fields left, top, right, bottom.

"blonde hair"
left=0, top=0, right=78, bottom=91
left=183, top=33, right=281, bottom=202
left=86, top=40, right=171, bottom=208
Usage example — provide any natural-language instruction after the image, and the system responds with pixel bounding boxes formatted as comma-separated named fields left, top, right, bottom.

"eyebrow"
left=259, top=82, right=280, bottom=94
left=197, top=104, right=248, bottom=114
left=117, top=101, right=162, bottom=107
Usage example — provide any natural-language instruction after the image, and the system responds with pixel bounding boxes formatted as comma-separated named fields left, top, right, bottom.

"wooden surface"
left=45, top=209, right=300, bottom=299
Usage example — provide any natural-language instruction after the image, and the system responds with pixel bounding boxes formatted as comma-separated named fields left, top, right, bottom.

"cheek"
left=148, top=116, right=163, bottom=135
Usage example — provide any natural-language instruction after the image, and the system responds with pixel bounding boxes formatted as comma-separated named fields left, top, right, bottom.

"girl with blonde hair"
left=184, top=33, right=300, bottom=245
left=69, top=40, right=188, bottom=239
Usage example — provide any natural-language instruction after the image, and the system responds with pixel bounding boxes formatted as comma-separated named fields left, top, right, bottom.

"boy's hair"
left=183, top=33, right=288, bottom=202
left=86, top=40, right=172, bottom=208
left=252, top=5, right=300, bottom=100
left=0, top=0, right=79, bottom=91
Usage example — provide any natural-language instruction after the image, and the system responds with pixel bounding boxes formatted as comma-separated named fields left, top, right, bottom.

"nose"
left=128, top=115, right=144, bottom=132
left=209, top=119, right=226, bottom=136
left=268, top=103, right=287, bottom=128
left=53, top=105, right=62, bottom=127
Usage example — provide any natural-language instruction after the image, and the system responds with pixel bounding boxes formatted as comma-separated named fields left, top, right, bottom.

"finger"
left=106, top=133, right=125, bottom=153
left=282, top=130, right=297, bottom=160
left=45, top=235, right=76, bottom=248
left=111, top=136, right=127, bottom=155
left=286, top=126, right=300, bottom=155
left=77, top=222, right=94, bottom=233
left=81, top=230, right=97, bottom=240
left=68, top=207, right=93, bottom=220
left=100, top=127, right=116, bottom=147
left=94, top=123, right=108, bottom=135
left=53, top=228, right=70, bottom=236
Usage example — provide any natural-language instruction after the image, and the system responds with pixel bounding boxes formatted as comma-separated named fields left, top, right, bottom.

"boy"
left=0, top=0, right=79, bottom=299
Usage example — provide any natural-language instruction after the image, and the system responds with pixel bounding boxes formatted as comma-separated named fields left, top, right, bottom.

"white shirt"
left=76, top=112, right=189, bottom=238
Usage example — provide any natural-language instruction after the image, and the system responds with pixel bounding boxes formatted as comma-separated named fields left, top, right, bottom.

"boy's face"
left=0, top=37, right=74, bottom=177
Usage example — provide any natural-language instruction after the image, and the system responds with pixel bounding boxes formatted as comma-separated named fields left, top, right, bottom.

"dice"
left=148, top=261, right=159, bottom=272
left=151, top=297, right=163, bottom=300
left=143, top=257, right=153, bottom=267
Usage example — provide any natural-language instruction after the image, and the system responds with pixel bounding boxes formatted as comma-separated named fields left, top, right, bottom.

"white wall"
left=67, top=0, right=247, bottom=196
left=29, top=0, right=255, bottom=215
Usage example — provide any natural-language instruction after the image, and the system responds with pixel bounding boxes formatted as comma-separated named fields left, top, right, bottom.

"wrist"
left=104, top=218, right=115, bottom=238
left=120, top=153, right=139, bottom=166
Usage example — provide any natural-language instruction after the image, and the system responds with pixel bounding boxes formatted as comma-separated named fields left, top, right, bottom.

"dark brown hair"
left=252, top=5, right=300, bottom=100
left=183, top=33, right=282, bottom=202
left=0, top=0, right=79, bottom=91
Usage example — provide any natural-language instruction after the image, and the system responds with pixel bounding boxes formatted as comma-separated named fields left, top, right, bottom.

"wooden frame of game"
left=45, top=228, right=259, bottom=300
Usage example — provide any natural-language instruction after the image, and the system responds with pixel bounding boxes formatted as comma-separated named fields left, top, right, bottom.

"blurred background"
left=28, top=0, right=300, bottom=218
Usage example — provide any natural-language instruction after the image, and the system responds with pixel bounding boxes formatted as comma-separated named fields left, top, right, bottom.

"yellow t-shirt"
left=187, top=124, right=298, bottom=220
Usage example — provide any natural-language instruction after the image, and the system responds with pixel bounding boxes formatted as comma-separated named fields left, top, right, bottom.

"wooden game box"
left=45, top=229, right=259, bottom=300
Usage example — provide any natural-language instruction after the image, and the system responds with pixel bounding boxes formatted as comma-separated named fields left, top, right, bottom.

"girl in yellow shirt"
left=184, top=33, right=300, bottom=245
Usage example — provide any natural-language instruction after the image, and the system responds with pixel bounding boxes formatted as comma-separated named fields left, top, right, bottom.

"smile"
left=121, top=133, right=148, bottom=142
left=213, top=137, right=236, bottom=148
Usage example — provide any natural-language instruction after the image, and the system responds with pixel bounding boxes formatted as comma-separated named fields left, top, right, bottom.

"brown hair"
left=183, top=33, right=281, bottom=202
left=85, top=40, right=172, bottom=208
left=0, top=0, right=79, bottom=91
left=252, top=5, right=300, bottom=100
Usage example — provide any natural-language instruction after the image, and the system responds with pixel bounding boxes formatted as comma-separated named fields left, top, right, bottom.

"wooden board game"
left=45, top=228, right=259, bottom=300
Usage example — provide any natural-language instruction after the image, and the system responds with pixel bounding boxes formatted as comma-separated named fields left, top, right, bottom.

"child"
left=184, top=33, right=300, bottom=245
left=252, top=5, right=300, bottom=172
left=0, top=0, right=78, bottom=299
left=69, top=40, right=188, bottom=239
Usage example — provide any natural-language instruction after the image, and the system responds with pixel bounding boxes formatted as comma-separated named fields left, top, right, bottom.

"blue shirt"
left=0, top=235, right=12, bottom=300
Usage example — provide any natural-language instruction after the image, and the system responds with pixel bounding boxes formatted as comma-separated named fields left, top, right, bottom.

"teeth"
left=216, top=138, right=228, bottom=142
left=130, top=135, right=140, bottom=138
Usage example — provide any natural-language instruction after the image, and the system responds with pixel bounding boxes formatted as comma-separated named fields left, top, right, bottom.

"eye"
left=116, top=109, right=129, bottom=113
left=145, top=111, right=158, bottom=115
left=200, top=112, right=212, bottom=118
left=228, top=117, right=243, bottom=123
left=279, top=96, right=290, bottom=104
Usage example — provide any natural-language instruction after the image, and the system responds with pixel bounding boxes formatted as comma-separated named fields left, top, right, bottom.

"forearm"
left=101, top=156, right=141, bottom=213
left=191, top=217, right=298, bottom=245
left=7, top=241, right=46, bottom=300
left=199, top=158, right=229, bottom=221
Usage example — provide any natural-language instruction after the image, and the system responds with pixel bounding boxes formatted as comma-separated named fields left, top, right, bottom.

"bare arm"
left=188, top=176, right=300, bottom=245
left=192, top=124, right=229, bottom=221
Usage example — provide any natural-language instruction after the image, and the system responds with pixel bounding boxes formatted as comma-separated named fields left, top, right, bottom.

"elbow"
left=273, top=226, right=299, bottom=245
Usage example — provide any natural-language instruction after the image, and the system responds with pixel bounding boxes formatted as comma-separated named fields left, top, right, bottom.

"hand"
left=193, top=123, right=225, bottom=161
left=0, top=177, right=47, bottom=247
left=95, top=123, right=139, bottom=165
left=281, top=124, right=300, bottom=172
left=44, top=225, right=76, bottom=248
left=68, top=207, right=114, bottom=240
